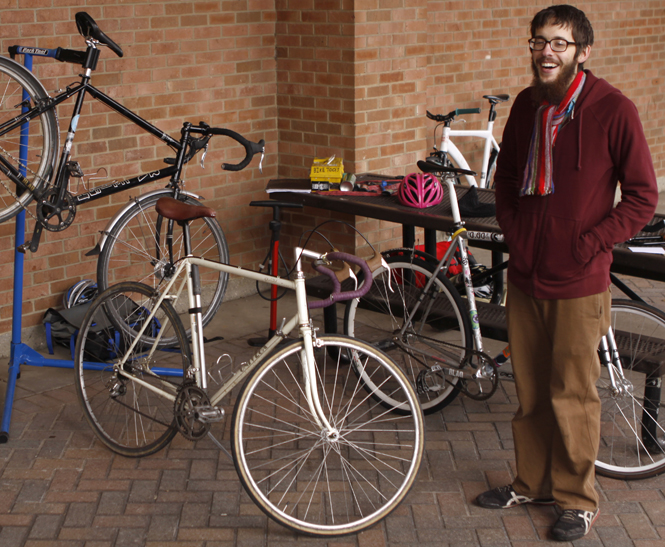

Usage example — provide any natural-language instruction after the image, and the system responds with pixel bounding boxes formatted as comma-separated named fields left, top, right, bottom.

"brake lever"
left=200, top=142, right=209, bottom=169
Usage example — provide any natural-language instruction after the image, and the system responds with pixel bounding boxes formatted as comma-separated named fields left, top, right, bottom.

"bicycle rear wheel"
left=74, top=282, right=191, bottom=457
left=232, top=335, right=424, bottom=536
left=595, top=300, right=665, bottom=479
left=96, top=192, right=229, bottom=345
left=344, top=250, right=472, bottom=414
left=0, top=57, right=58, bottom=224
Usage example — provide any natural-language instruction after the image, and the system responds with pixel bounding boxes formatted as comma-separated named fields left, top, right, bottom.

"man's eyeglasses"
left=528, top=38, right=578, bottom=52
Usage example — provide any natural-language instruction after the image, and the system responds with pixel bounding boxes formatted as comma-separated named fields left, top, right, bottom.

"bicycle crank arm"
left=18, top=222, right=44, bottom=253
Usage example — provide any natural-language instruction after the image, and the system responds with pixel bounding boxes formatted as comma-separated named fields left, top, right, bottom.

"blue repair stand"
left=0, top=53, right=77, bottom=443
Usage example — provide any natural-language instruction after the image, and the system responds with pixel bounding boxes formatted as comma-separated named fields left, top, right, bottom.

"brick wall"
left=0, top=1, right=663, bottom=338
left=277, top=0, right=665, bottom=259
left=0, top=1, right=278, bottom=335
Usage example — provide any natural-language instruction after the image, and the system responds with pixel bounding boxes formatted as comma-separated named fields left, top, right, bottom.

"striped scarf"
left=520, top=70, right=586, bottom=196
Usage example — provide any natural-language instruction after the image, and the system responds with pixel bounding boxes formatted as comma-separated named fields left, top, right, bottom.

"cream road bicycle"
left=73, top=197, right=425, bottom=536
left=425, top=94, right=509, bottom=189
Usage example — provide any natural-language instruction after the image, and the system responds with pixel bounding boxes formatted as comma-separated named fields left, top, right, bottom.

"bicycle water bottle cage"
left=75, top=12, right=124, bottom=58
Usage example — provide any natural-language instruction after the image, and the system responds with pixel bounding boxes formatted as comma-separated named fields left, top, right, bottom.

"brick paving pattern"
left=1, top=284, right=665, bottom=547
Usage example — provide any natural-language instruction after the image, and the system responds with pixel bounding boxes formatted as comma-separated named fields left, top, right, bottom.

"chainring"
left=35, top=188, right=76, bottom=231
left=456, top=352, right=499, bottom=401
left=174, top=383, right=211, bottom=441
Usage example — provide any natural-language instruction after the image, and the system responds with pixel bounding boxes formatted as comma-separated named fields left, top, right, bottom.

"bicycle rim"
left=231, top=335, right=424, bottom=536
left=74, top=282, right=191, bottom=457
left=0, top=57, right=58, bottom=223
left=595, top=300, right=665, bottom=479
left=344, top=251, right=472, bottom=414
left=97, top=192, right=229, bottom=344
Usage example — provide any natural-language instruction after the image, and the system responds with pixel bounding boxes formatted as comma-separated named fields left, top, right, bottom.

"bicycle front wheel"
left=97, top=192, right=229, bottom=344
left=0, top=56, right=58, bottom=224
left=595, top=300, right=665, bottom=479
left=74, top=282, right=191, bottom=457
left=231, top=335, right=425, bottom=536
left=344, top=250, right=472, bottom=414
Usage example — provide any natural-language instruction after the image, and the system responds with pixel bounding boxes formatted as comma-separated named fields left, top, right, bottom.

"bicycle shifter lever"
left=200, top=142, right=208, bottom=169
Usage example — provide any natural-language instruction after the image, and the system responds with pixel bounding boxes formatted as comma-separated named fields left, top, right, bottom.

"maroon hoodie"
left=495, top=70, right=658, bottom=299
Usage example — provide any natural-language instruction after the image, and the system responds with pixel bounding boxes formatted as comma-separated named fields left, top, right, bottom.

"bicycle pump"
left=247, top=201, right=303, bottom=346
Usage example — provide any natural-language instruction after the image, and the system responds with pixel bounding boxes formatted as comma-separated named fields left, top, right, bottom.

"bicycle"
left=596, top=299, right=665, bottom=479
left=344, top=161, right=665, bottom=478
left=425, top=94, right=509, bottom=189
left=73, top=196, right=425, bottom=536
left=345, top=162, right=504, bottom=414
left=0, top=12, right=264, bottom=336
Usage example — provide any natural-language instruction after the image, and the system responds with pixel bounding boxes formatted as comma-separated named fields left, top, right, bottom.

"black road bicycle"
left=0, top=12, right=264, bottom=334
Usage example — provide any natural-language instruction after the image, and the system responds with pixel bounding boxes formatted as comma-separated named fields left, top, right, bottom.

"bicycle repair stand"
left=247, top=200, right=303, bottom=347
left=0, top=53, right=74, bottom=444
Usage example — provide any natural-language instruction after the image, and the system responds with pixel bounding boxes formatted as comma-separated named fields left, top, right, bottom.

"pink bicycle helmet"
left=397, top=173, right=444, bottom=208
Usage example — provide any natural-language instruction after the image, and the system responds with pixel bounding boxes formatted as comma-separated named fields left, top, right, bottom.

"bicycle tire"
left=97, top=192, right=229, bottom=345
left=0, top=56, right=58, bottom=224
left=74, top=281, right=191, bottom=457
left=344, top=250, right=472, bottom=414
left=231, top=335, right=424, bottom=536
left=595, top=299, right=665, bottom=479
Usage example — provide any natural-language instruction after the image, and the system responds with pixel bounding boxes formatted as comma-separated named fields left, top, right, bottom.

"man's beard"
left=531, top=58, right=579, bottom=104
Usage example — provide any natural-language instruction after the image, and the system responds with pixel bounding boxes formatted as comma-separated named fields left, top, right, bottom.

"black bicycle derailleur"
left=173, top=383, right=224, bottom=441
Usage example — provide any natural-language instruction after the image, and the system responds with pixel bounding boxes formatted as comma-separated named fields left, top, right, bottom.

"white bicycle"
left=74, top=197, right=425, bottom=536
left=425, top=94, right=509, bottom=189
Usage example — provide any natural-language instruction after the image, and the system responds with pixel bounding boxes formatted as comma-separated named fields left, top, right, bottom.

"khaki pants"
left=506, top=281, right=611, bottom=511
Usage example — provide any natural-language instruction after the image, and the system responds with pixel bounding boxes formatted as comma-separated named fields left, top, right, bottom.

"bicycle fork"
left=598, top=327, right=663, bottom=452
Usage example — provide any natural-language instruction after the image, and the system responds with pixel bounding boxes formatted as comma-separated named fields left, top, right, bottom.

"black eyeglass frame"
left=528, top=38, right=578, bottom=52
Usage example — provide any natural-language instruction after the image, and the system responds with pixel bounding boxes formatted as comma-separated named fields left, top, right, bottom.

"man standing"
left=475, top=5, right=658, bottom=542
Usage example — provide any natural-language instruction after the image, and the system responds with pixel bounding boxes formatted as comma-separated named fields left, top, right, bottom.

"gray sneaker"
left=551, top=508, right=599, bottom=541
left=475, top=485, right=555, bottom=509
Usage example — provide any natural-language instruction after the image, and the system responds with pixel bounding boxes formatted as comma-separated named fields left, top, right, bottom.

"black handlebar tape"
left=208, top=127, right=264, bottom=172
left=307, top=252, right=373, bottom=310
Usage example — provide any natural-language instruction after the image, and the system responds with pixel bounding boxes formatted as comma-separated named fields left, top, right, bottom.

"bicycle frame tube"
left=109, top=251, right=336, bottom=434
left=0, top=78, right=184, bottom=202
left=441, top=127, right=500, bottom=188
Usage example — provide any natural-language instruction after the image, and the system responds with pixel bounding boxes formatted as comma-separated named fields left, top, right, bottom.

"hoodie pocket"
left=535, top=215, right=586, bottom=281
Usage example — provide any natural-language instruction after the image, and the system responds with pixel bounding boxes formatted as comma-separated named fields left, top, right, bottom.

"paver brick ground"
left=1, top=273, right=665, bottom=546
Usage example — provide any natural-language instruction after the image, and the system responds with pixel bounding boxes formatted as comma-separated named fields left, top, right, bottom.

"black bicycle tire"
left=74, top=281, right=191, bottom=457
left=344, top=250, right=473, bottom=414
left=96, top=192, right=229, bottom=345
left=0, top=56, right=58, bottom=224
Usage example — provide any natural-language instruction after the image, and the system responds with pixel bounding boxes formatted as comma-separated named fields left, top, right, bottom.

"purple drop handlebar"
left=307, top=252, right=373, bottom=310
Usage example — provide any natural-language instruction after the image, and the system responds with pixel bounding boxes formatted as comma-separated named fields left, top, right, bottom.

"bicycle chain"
left=0, top=146, right=41, bottom=224
left=395, top=332, right=499, bottom=401
left=105, top=366, right=190, bottom=432
left=0, top=146, right=76, bottom=231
